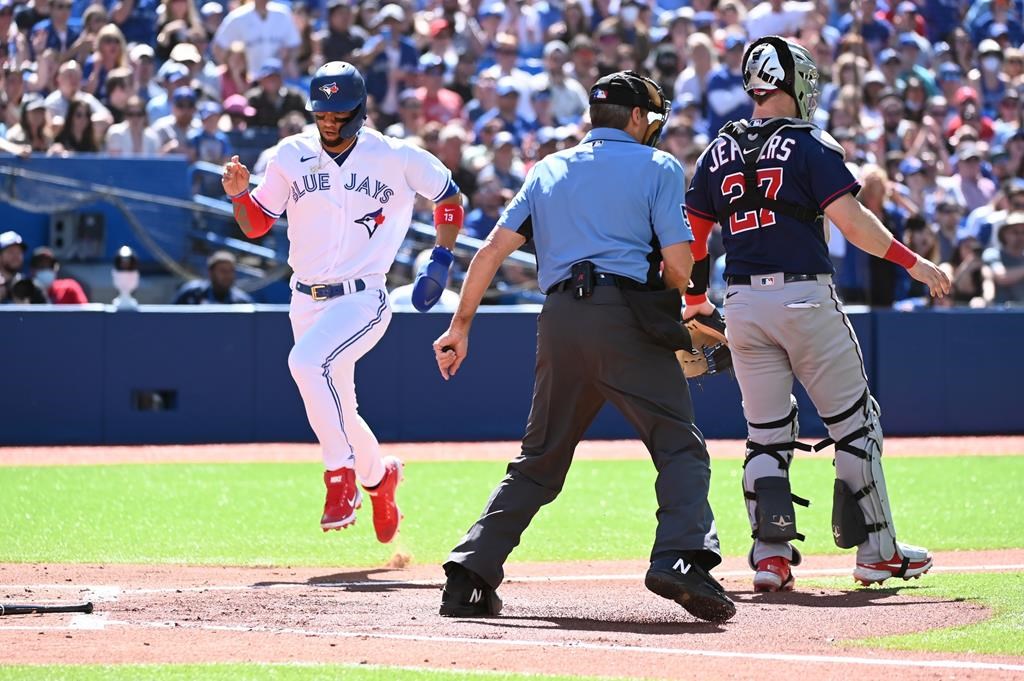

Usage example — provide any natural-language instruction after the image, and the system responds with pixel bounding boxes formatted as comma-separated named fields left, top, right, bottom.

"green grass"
left=0, top=456, right=1021, bottom=566
left=805, top=572, right=1024, bottom=656
left=0, top=664, right=639, bottom=681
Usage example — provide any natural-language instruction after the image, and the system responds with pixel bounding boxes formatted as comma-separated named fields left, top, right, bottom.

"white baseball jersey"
left=251, top=127, right=454, bottom=284
left=212, top=1, right=301, bottom=75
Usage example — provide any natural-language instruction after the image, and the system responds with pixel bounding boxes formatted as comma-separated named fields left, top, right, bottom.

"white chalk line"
left=3, top=562, right=1022, bottom=595
left=6, top=617, right=1022, bottom=674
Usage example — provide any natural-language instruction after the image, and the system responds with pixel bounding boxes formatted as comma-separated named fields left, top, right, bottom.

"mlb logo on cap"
left=760, top=276, right=776, bottom=287
left=593, top=88, right=608, bottom=99
left=320, top=81, right=339, bottom=98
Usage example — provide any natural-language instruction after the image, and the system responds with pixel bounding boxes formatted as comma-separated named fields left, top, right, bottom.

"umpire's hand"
left=433, top=327, right=468, bottom=381
left=222, top=155, right=250, bottom=197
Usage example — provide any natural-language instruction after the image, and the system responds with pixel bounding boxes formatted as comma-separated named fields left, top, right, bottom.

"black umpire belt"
left=295, top=279, right=367, bottom=301
left=546, top=272, right=641, bottom=295
left=726, top=273, right=824, bottom=286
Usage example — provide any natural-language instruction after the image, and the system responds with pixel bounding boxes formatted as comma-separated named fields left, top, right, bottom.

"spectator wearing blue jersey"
left=106, top=0, right=160, bottom=48
left=838, top=0, right=892, bottom=56
left=971, top=39, right=1009, bottom=119
left=473, top=77, right=533, bottom=145
left=354, top=3, right=419, bottom=125
left=966, top=0, right=1024, bottom=46
left=28, top=0, right=77, bottom=61
left=173, top=251, right=254, bottom=305
left=463, top=178, right=506, bottom=240
left=188, top=101, right=231, bottom=165
left=705, top=34, right=752, bottom=137
left=925, top=0, right=963, bottom=43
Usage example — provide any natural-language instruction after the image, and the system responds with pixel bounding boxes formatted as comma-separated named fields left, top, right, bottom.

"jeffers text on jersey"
left=685, top=119, right=860, bottom=277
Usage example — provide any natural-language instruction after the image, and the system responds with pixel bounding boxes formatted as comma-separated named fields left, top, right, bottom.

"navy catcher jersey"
left=686, top=118, right=860, bottom=276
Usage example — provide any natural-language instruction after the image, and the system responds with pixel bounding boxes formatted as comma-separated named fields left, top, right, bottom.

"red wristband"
left=685, top=293, right=709, bottom=307
left=883, top=239, right=917, bottom=269
left=434, top=203, right=464, bottom=228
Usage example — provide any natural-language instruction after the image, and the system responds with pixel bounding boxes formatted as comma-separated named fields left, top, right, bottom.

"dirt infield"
left=2, top=441, right=1023, bottom=679
left=2, top=435, right=1022, bottom=466
left=2, top=551, right=1024, bottom=679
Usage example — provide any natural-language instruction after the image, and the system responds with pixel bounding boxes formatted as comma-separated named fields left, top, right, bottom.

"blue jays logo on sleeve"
left=319, top=82, right=339, bottom=98
left=354, top=208, right=386, bottom=238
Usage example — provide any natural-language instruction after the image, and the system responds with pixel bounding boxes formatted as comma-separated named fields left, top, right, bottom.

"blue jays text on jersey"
left=686, top=120, right=860, bottom=277
left=290, top=172, right=395, bottom=205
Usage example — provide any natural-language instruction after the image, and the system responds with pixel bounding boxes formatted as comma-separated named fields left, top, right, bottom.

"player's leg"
left=725, top=285, right=808, bottom=592
left=784, top=282, right=931, bottom=585
left=442, top=291, right=606, bottom=614
left=596, top=288, right=734, bottom=622
left=287, top=289, right=392, bottom=531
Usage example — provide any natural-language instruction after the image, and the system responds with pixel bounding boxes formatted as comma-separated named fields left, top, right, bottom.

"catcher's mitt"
left=676, top=308, right=732, bottom=379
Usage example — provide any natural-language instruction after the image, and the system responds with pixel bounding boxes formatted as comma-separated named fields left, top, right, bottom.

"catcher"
left=683, top=36, right=948, bottom=592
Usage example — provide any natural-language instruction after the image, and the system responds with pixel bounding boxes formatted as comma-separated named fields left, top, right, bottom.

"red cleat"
left=364, top=456, right=404, bottom=544
left=753, top=556, right=795, bottom=592
left=321, top=467, right=361, bottom=532
left=854, top=542, right=932, bottom=586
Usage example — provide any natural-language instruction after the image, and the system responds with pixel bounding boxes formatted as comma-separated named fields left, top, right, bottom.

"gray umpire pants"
left=446, top=285, right=721, bottom=589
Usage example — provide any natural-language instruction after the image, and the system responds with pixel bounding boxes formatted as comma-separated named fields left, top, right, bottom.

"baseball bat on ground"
left=0, top=602, right=93, bottom=616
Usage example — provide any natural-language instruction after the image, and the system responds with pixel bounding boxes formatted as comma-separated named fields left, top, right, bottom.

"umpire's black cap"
left=589, top=71, right=668, bottom=115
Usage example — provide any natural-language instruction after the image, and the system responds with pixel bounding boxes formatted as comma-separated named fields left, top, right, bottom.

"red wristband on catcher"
left=685, top=293, right=709, bottom=307
left=434, top=203, right=464, bottom=228
left=883, top=239, right=917, bottom=269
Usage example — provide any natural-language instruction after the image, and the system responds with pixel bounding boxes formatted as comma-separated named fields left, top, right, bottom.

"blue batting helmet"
left=307, top=61, right=366, bottom=138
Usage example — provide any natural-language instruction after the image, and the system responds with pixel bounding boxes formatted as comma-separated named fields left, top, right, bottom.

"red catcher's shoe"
left=753, top=556, right=795, bottom=592
left=364, top=456, right=404, bottom=544
left=854, top=542, right=932, bottom=586
left=321, top=468, right=361, bottom=532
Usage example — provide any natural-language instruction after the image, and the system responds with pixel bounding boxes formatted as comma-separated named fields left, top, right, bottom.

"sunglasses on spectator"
left=126, top=110, right=146, bottom=117
left=73, top=110, right=89, bottom=118
left=52, top=3, right=72, bottom=8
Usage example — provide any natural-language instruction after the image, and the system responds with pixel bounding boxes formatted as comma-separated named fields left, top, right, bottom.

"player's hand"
left=433, top=328, right=468, bottom=381
left=222, top=155, right=250, bottom=197
left=908, top=257, right=951, bottom=298
left=683, top=298, right=716, bottom=321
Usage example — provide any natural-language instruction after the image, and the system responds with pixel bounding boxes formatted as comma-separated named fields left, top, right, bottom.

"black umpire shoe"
left=438, top=562, right=503, bottom=617
left=645, top=555, right=736, bottom=623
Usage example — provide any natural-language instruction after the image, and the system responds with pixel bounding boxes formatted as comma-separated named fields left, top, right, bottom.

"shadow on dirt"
left=251, top=569, right=441, bottom=592
left=733, top=585, right=961, bottom=608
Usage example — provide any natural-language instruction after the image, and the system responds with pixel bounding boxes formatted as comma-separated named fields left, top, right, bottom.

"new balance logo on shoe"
left=469, top=588, right=482, bottom=604
left=673, top=558, right=692, bottom=575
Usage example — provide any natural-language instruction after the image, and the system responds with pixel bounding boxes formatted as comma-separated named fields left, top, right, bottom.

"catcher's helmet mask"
left=307, top=61, right=367, bottom=139
left=589, top=70, right=672, bottom=146
left=741, top=36, right=819, bottom=121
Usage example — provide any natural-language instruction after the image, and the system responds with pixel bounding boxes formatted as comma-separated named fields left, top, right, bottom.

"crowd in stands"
left=2, top=0, right=1024, bottom=307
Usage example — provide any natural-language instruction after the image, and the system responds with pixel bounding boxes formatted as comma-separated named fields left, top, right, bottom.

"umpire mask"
left=589, top=71, right=671, bottom=147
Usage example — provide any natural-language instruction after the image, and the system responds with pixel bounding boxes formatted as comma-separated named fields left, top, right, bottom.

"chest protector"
left=716, top=117, right=843, bottom=228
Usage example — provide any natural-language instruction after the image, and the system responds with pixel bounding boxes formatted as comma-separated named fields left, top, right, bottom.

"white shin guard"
left=820, top=391, right=898, bottom=562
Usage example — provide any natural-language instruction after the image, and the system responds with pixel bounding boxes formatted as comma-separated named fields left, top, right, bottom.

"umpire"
left=431, top=71, right=735, bottom=623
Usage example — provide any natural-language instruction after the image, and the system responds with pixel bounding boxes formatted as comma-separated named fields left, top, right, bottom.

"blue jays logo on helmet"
left=308, top=61, right=367, bottom=137
left=354, top=208, right=385, bottom=238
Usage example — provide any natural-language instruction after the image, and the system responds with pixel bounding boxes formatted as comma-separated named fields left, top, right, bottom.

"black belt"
left=295, top=279, right=366, bottom=301
left=726, top=273, right=821, bottom=286
left=546, top=272, right=636, bottom=295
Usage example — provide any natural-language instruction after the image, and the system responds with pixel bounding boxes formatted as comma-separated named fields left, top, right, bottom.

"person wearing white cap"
left=530, top=40, right=588, bottom=123
left=212, top=0, right=300, bottom=77
left=128, top=43, right=163, bottom=102
left=0, top=230, right=27, bottom=304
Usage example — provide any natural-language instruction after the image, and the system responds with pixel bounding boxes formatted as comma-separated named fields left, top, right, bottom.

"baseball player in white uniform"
left=221, top=61, right=464, bottom=543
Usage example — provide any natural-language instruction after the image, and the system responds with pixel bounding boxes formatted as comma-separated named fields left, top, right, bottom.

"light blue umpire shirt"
left=496, top=127, right=693, bottom=293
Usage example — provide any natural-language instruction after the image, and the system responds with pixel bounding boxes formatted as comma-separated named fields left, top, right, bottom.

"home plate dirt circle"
left=3, top=552, right=1023, bottom=681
